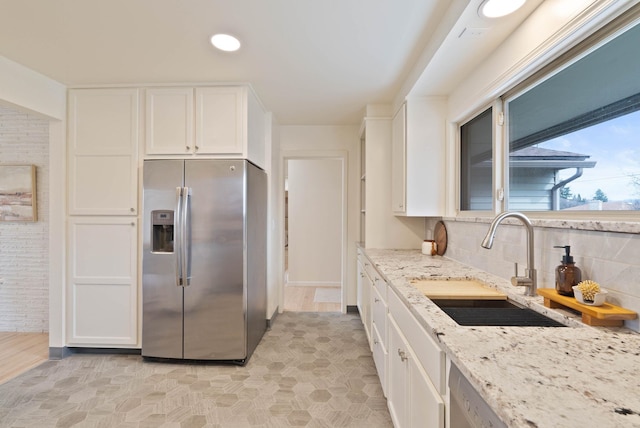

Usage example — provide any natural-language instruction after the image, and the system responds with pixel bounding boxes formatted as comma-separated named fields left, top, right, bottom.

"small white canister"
left=422, top=240, right=437, bottom=256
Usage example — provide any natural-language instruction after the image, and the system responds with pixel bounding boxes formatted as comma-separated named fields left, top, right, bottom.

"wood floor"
left=284, top=285, right=342, bottom=312
left=0, top=332, right=48, bottom=385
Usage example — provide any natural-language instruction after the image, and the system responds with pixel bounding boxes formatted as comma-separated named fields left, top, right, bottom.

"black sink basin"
left=432, top=299, right=566, bottom=327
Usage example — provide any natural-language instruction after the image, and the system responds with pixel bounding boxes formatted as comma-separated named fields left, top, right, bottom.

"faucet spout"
left=481, top=211, right=537, bottom=296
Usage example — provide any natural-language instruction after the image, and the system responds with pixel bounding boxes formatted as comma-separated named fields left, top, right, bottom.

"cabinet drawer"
left=372, top=273, right=387, bottom=299
left=388, top=287, right=445, bottom=394
left=371, top=323, right=388, bottom=397
left=371, top=285, right=388, bottom=346
left=363, top=259, right=377, bottom=280
left=364, top=262, right=387, bottom=299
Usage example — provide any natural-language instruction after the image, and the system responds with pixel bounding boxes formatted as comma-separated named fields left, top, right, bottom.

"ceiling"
left=0, top=0, right=541, bottom=125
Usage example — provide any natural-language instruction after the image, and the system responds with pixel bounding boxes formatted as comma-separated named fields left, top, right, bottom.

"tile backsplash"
left=429, top=218, right=640, bottom=332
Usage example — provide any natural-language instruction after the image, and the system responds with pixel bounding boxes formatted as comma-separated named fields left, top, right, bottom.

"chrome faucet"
left=481, top=211, right=537, bottom=296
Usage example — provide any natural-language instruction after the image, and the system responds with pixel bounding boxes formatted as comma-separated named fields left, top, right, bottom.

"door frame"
left=280, top=150, right=348, bottom=313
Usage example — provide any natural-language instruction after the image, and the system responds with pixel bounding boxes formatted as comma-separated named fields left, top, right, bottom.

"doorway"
left=283, top=156, right=346, bottom=312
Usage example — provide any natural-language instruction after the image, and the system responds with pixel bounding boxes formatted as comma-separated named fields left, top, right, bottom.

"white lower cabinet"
left=387, top=315, right=408, bottom=425
left=67, top=217, right=138, bottom=347
left=371, top=284, right=388, bottom=395
left=358, top=250, right=389, bottom=395
left=358, top=251, right=444, bottom=427
left=357, top=251, right=373, bottom=342
left=387, top=286, right=445, bottom=428
left=407, top=345, right=445, bottom=428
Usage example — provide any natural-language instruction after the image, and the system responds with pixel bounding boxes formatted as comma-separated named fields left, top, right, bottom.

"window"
left=459, top=13, right=640, bottom=214
left=506, top=19, right=640, bottom=211
left=460, top=107, right=493, bottom=211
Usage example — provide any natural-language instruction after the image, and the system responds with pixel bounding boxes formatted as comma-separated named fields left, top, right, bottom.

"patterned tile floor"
left=0, top=313, right=393, bottom=427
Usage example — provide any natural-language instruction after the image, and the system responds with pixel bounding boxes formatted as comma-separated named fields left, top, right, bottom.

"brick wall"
left=0, top=105, right=49, bottom=332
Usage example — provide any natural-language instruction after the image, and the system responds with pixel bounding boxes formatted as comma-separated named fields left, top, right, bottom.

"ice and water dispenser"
left=151, top=210, right=174, bottom=253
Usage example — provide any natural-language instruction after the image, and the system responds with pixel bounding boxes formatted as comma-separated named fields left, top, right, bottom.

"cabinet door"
left=391, top=103, right=406, bottom=214
left=408, top=344, right=445, bottom=428
left=358, top=254, right=373, bottom=343
left=145, top=87, right=194, bottom=155
left=362, top=270, right=372, bottom=343
left=357, top=257, right=365, bottom=316
left=387, top=315, right=407, bottom=428
left=371, top=285, right=387, bottom=347
left=195, top=87, right=244, bottom=154
left=67, top=217, right=138, bottom=346
left=68, top=89, right=139, bottom=215
left=371, top=323, right=388, bottom=397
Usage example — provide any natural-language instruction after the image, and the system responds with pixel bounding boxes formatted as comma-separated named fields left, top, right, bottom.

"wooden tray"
left=537, top=288, right=637, bottom=327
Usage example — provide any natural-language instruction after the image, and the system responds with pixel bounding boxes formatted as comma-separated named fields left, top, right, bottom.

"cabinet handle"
left=131, top=222, right=135, bottom=226
left=186, top=145, right=191, bottom=151
left=195, top=145, right=199, bottom=151
left=374, top=339, right=379, bottom=345
left=398, top=348, right=408, bottom=362
left=130, top=207, right=135, bottom=213
left=359, top=273, right=365, bottom=278
left=374, top=298, right=380, bottom=303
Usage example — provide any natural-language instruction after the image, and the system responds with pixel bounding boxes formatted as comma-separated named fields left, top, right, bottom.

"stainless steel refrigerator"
left=142, top=159, right=267, bottom=364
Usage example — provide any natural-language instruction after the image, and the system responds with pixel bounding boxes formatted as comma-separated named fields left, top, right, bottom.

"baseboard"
left=267, top=306, right=279, bottom=329
left=49, top=346, right=73, bottom=360
left=49, top=346, right=141, bottom=359
left=285, top=281, right=341, bottom=287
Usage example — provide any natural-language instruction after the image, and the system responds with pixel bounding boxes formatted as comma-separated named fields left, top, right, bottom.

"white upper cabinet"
left=391, top=103, right=406, bottom=213
left=391, top=98, right=446, bottom=216
left=145, top=86, right=266, bottom=168
left=145, top=87, right=194, bottom=155
left=195, top=86, right=244, bottom=155
left=68, top=88, right=139, bottom=216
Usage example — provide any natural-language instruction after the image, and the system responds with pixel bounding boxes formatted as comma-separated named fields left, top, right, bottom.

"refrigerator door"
left=183, top=159, right=246, bottom=360
left=246, top=162, right=267, bottom=359
left=142, top=160, right=185, bottom=359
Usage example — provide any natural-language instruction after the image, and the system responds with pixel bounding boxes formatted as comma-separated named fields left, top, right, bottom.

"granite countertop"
left=361, top=248, right=640, bottom=428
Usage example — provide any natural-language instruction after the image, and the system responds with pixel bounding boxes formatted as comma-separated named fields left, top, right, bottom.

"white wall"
left=0, top=55, right=66, bottom=120
left=280, top=126, right=359, bottom=306
left=447, top=0, right=632, bottom=122
left=287, top=158, right=343, bottom=286
left=0, top=105, right=49, bottom=332
left=266, top=116, right=282, bottom=319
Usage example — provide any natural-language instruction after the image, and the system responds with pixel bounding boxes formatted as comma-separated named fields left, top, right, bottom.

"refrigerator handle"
left=175, top=187, right=184, bottom=286
left=182, top=187, right=192, bottom=286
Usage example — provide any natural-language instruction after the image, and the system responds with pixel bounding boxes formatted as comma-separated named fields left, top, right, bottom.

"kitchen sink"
left=432, top=298, right=566, bottom=327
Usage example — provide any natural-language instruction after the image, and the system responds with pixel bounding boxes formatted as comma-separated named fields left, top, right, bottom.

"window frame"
left=456, top=100, right=504, bottom=217
left=455, top=6, right=640, bottom=222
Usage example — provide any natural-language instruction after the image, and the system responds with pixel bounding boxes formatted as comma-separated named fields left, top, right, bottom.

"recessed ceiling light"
left=478, top=0, right=526, bottom=18
left=210, top=34, right=241, bottom=52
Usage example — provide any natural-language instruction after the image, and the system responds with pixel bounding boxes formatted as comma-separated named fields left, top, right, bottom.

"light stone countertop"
left=361, top=248, right=640, bottom=428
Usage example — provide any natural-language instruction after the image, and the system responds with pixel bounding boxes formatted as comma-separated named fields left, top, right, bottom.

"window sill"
left=444, top=214, right=640, bottom=234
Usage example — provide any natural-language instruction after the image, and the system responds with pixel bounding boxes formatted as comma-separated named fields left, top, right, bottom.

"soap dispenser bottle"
left=554, top=245, right=582, bottom=296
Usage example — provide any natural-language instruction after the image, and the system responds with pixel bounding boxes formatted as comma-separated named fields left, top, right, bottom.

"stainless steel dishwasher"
left=449, top=363, right=507, bottom=428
